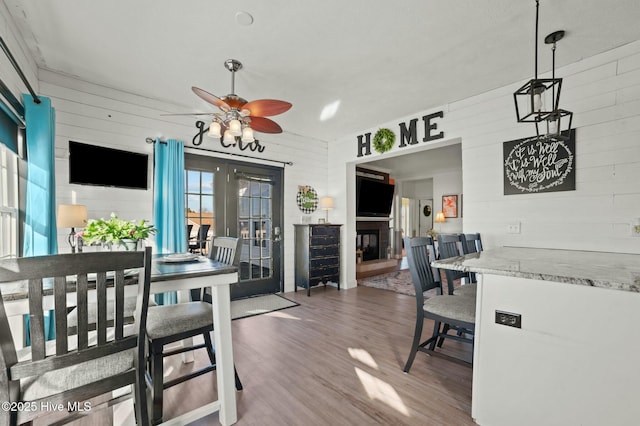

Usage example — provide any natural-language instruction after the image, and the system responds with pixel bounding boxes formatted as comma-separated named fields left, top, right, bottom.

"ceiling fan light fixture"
left=241, top=126, right=255, bottom=143
left=207, top=121, right=221, bottom=138
left=229, top=118, right=242, bottom=136
left=223, top=129, right=236, bottom=144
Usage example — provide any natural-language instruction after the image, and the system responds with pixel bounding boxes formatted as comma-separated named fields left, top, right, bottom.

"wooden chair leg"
left=437, top=323, right=449, bottom=348
left=204, top=331, right=244, bottom=390
left=203, top=332, right=217, bottom=364
left=429, top=321, right=441, bottom=351
left=150, top=341, right=164, bottom=425
left=403, top=314, right=424, bottom=373
left=234, top=367, right=243, bottom=391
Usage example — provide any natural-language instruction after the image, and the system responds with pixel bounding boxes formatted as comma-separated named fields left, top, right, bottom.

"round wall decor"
left=423, top=205, right=432, bottom=217
left=373, top=128, right=396, bottom=153
left=296, top=185, right=318, bottom=213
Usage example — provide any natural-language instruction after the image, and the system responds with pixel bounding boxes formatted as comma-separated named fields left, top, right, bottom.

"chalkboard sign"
left=503, top=130, right=575, bottom=195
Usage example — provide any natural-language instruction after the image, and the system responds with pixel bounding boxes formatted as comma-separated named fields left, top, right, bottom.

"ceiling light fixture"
left=166, top=59, right=292, bottom=146
left=198, top=59, right=291, bottom=144
left=536, top=30, right=573, bottom=140
left=513, top=0, right=563, bottom=126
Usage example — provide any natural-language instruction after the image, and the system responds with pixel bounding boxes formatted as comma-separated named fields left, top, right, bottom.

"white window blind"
left=0, top=144, right=18, bottom=258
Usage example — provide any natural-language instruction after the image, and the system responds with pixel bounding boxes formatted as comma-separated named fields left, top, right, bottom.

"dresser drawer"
left=311, top=226, right=340, bottom=237
left=310, top=257, right=339, bottom=269
left=310, top=245, right=339, bottom=258
left=310, top=267, right=339, bottom=281
left=310, top=235, right=339, bottom=246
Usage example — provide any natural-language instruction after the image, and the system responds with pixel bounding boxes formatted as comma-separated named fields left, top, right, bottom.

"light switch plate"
left=507, top=222, right=521, bottom=234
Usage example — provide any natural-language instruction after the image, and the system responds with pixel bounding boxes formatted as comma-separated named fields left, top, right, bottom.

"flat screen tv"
left=69, top=141, right=149, bottom=189
left=356, top=178, right=395, bottom=217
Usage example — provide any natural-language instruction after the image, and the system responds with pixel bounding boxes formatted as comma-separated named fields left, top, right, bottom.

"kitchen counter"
left=431, top=246, right=640, bottom=293
left=431, top=246, right=640, bottom=426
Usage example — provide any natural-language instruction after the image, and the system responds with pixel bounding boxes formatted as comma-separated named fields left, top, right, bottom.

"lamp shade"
left=207, top=121, right=221, bottom=138
left=223, top=129, right=235, bottom=144
left=57, top=204, right=88, bottom=228
left=228, top=119, right=242, bottom=136
left=241, top=126, right=255, bottom=143
left=434, top=211, right=446, bottom=223
left=320, top=197, right=334, bottom=210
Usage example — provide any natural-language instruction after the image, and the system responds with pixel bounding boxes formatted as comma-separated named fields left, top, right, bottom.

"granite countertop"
left=431, top=246, right=640, bottom=293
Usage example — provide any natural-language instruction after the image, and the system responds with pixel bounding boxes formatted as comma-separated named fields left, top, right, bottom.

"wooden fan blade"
left=192, top=87, right=231, bottom=111
left=241, top=99, right=292, bottom=117
left=249, top=116, right=283, bottom=133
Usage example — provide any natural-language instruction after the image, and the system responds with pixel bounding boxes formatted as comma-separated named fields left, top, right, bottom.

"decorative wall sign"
left=442, top=194, right=458, bottom=218
left=296, top=185, right=318, bottom=213
left=192, top=120, right=266, bottom=152
left=503, top=130, right=575, bottom=195
left=372, top=128, right=395, bottom=153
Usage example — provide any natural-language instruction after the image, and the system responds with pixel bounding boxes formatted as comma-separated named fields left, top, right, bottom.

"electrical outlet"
left=495, top=310, right=522, bottom=328
left=507, top=222, right=521, bottom=234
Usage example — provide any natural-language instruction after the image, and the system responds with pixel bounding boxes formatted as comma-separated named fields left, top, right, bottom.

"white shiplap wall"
left=330, top=39, right=640, bottom=289
left=38, top=70, right=327, bottom=291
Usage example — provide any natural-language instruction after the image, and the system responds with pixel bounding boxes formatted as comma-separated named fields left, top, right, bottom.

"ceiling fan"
left=165, top=59, right=292, bottom=142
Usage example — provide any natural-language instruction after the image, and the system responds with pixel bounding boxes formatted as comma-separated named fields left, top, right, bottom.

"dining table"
left=2, top=252, right=239, bottom=426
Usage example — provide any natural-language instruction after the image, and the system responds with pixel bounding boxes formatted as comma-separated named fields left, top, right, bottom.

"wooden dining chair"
left=436, top=234, right=475, bottom=296
left=0, top=248, right=152, bottom=426
left=188, top=224, right=211, bottom=254
left=145, top=236, right=243, bottom=424
left=403, top=237, right=475, bottom=372
left=459, top=233, right=483, bottom=284
left=460, top=233, right=483, bottom=255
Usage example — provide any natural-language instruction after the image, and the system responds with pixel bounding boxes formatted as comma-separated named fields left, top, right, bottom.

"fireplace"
left=356, top=230, right=379, bottom=261
left=355, top=219, right=390, bottom=261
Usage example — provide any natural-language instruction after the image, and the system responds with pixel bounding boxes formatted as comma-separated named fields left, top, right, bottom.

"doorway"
left=185, top=154, right=283, bottom=298
left=418, top=199, right=433, bottom=237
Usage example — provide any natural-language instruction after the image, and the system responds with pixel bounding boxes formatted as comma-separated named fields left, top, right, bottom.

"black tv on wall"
left=356, top=178, right=395, bottom=217
left=69, top=141, right=149, bottom=189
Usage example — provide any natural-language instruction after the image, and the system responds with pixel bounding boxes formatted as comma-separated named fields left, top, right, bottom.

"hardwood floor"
left=69, top=286, right=475, bottom=425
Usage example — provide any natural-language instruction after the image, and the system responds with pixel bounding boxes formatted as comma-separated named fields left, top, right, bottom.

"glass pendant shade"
left=223, top=129, right=236, bottom=144
left=513, top=77, right=562, bottom=123
left=207, top=121, right=221, bottom=138
left=536, top=109, right=573, bottom=140
left=229, top=119, right=242, bottom=136
left=241, top=126, right=255, bottom=143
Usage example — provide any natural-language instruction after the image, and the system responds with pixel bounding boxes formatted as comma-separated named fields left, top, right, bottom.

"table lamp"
left=319, top=197, right=334, bottom=223
left=57, top=204, right=88, bottom=253
left=434, top=211, right=446, bottom=233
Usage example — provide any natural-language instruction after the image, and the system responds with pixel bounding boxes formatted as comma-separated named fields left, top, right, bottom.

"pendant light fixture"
left=536, top=30, right=573, bottom=140
left=513, top=0, right=563, bottom=125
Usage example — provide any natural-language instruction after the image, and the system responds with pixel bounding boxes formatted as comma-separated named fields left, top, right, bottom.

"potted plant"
left=80, top=213, right=157, bottom=251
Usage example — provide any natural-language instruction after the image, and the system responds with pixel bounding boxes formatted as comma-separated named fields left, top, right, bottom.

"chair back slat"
left=96, top=271, right=107, bottom=345
left=54, top=276, right=68, bottom=355
left=461, top=233, right=482, bottom=254
left=27, top=278, right=46, bottom=361
left=76, top=273, right=89, bottom=350
left=404, top=237, right=440, bottom=302
left=202, top=237, right=241, bottom=303
left=114, top=270, right=125, bottom=340
left=437, top=234, right=462, bottom=258
left=437, top=234, right=469, bottom=294
left=210, top=236, right=241, bottom=267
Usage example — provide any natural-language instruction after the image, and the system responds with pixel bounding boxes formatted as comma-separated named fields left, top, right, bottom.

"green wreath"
left=373, top=128, right=395, bottom=153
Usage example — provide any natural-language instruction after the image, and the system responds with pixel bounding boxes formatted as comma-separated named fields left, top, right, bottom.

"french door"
left=185, top=154, right=283, bottom=299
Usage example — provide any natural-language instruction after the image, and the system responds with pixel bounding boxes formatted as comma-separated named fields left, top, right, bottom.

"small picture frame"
left=318, top=218, right=326, bottom=224
left=442, top=194, right=458, bottom=218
